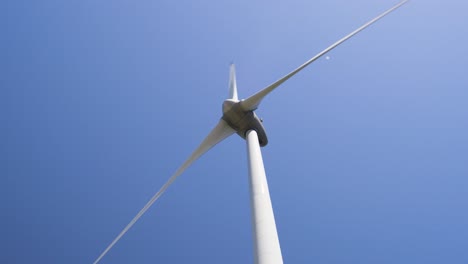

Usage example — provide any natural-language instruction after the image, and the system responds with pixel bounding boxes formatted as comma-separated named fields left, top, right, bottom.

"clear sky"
left=3, top=0, right=468, bottom=263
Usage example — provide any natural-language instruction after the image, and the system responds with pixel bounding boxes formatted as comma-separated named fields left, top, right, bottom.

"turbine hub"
left=221, top=100, right=268, bottom=146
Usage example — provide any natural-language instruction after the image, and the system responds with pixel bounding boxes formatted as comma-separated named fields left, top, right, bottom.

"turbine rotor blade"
left=240, top=0, right=409, bottom=111
left=93, top=120, right=235, bottom=264
left=228, top=63, right=239, bottom=101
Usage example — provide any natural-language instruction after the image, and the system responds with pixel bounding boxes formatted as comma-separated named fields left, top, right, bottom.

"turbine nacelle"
left=222, top=99, right=268, bottom=147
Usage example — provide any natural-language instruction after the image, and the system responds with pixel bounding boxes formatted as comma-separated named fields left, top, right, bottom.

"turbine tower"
left=94, top=1, right=409, bottom=263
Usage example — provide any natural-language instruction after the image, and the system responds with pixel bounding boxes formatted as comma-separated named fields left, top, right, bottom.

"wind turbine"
left=94, top=1, right=409, bottom=263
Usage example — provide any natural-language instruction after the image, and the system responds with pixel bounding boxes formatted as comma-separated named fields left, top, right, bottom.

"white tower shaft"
left=246, top=130, right=283, bottom=264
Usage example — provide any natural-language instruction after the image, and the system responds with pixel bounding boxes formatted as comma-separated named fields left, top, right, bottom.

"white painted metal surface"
left=246, top=130, right=283, bottom=264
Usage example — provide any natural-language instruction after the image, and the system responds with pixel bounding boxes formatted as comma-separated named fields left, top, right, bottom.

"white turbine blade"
left=93, top=120, right=235, bottom=264
left=241, top=0, right=409, bottom=111
left=228, top=64, right=239, bottom=100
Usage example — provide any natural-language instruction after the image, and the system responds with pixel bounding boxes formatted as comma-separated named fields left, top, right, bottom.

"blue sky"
left=3, top=0, right=468, bottom=263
